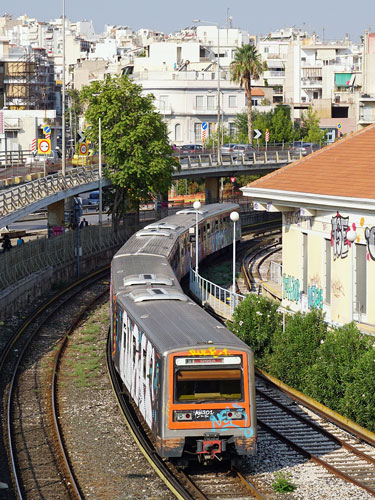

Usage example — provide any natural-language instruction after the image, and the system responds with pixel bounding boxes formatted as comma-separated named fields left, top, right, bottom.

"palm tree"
left=230, top=44, right=264, bottom=145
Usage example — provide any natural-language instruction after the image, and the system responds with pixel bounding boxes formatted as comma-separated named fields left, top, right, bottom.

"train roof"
left=112, top=253, right=248, bottom=354
left=117, top=202, right=239, bottom=258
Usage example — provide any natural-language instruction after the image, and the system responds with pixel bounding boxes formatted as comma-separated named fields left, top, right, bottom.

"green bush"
left=272, top=472, right=296, bottom=493
left=228, top=294, right=281, bottom=367
left=268, top=309, right=327, bottom=390
left=303, top=323, right=371, bottom=412
left=341, top=348, right=375, bottom=431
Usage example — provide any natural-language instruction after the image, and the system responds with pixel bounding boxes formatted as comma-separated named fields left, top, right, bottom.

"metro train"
left=110, top=203, right=257, bottom=465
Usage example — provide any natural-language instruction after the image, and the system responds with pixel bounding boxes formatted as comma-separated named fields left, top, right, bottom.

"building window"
left=229, top=122, right=236, bottom=137
left=195, top=95, right=204, bottom=110
left=175, top=123, right=181, bottom=141
left=229, top=95, right=237, bottom=108
left=325, top=239, right=331, bottom=305
left=194, top=123, right=201, bottom=142
left=207, top=95, right=216, bottom=110
left=355, top=244, right=367, bottom=315
left=302, top=232, right=308, bottom=293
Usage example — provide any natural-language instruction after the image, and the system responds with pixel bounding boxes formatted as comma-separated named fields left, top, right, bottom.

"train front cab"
left=158, top=347, right=256, bottom=465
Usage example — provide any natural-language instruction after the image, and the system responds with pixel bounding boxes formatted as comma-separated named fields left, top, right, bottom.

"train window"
left=132, top=337, right=137, bottom=363
left=214, top=219, right=218, bottom=231
left=175, top=369, right=242, bottom=402
left=143, top=349, right=147, bottom=378
left=207, top=223, right=211, bottom=236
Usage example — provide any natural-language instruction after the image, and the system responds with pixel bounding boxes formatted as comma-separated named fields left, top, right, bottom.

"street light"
left=98, top=116, right=102, bottom=225
left=230, top=211, right=240, bottom=313
left=347, top=227, right=357, bottom=321
left=193, top=20, right=221, bottom=163
left=193, top=200, right=201, bottom=273
left=62, top=0, right=66, bottom=176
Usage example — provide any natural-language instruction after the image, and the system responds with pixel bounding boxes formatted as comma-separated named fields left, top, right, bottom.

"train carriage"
left=110, top=203, right=257, bottom=464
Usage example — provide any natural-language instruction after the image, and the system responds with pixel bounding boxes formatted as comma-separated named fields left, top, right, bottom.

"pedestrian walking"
left=17, top=236, right=24, bottom=246
left=79, top=218, right=89, bottom=228
left=2, top=234, right=12, bottom=252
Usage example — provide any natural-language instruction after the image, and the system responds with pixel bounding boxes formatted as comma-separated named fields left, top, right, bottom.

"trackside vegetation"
left=228, top=295, right=375, bottom=432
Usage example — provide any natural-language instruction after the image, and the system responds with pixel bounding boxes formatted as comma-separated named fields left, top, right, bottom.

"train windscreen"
left=175, top=369, right=242, bottom=402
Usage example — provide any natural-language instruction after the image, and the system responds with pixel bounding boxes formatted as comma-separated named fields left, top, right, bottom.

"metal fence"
left=189, top=268, right=245, bottom=320
left=0, top=224, right=129, bottom=290
left=270, top=261, right=282, bottom=285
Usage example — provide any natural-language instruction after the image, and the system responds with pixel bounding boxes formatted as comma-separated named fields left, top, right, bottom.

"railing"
left=0, top=224, right=130, bottom=291
left=0, top=165, right=100, bottom=219
left=178, top=150, right=299, bottom=169
left=189, top=268, right=244, bottom=320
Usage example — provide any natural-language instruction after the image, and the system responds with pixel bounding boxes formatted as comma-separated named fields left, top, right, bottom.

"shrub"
left=341, top=347, right=375, bottom=431
left=268, top=309, right=327, bottom=390
left=303, top=323, right=371, bottom=412
left=272, top=472, right=296, bottom=493
left=228, top=294, right=281, bottom=366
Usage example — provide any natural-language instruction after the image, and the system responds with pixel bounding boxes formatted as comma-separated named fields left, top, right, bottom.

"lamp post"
left=230, top=211, right=240, bottom=313
left=98, top=116, right=102, bottom=225
left=193, top=20, right=221, bottom=163
left=193, top=200, right=201, bottom=274
left=347, top=228, right=357, bottom=321
left=62, top=0, right=66, bottom=176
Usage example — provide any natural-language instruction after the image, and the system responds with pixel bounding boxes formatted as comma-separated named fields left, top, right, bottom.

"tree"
left=271, top=105, right=297, bottom=144
left=301, top=106, right=326, bottom=144
left=230, top=44, right=264, bottom=145
left=80, top=75, right=178, bottom=227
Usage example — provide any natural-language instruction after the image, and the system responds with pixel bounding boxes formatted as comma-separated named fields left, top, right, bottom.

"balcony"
left=359, top=109, right=375, bottom=124
left=301, top=78, right=323, bottom=88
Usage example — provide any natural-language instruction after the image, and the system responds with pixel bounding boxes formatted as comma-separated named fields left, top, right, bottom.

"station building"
left=241, top=125, right=375, bottom=332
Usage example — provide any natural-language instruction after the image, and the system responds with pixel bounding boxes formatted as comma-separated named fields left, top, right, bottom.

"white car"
left=25, top=150, right=61, bottom=166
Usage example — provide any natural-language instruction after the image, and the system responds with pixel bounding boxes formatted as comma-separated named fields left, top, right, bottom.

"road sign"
left=78, top=130, right=85, bottom=143
left=230, top=177, right=236, bottom=183
left=201, top=122, right=208, bottom=130
left=265, top=129, right=270, bottom=142
left=254, top=129, right=262, bottom=140
left=79, top=143, right=88, bottom=155
left=337, top=123, right=342, bottom=129
left=38, top=139, right=51, bottom=154
left=43, top=125, right=51, bottom=134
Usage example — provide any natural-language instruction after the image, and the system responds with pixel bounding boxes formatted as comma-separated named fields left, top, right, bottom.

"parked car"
left=232, top=144, right=255, bottom=156
left=25, top=149, right=61, bottom=166
left=87, top=190, right=99, bottom=206
left=220, top=143, right=238, bottom=155
left=179, top=144, right=203, bottom=154
left=290, top=141, right=320, bottom=156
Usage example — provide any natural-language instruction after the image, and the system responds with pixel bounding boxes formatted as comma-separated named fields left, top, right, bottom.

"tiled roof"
left=247, top=124, right=375, bottom=199
left=250, top=87, right=265, bottom=96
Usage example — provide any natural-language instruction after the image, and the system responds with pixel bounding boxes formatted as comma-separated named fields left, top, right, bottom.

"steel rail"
left=4, top=267, right=109, bottom=499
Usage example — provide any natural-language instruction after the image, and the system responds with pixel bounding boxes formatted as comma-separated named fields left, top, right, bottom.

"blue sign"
left=337, top=123, right=342, bottom=129
left=43, top=125, right=51, bottom=134
left=201, top=122, right=208, bottom=130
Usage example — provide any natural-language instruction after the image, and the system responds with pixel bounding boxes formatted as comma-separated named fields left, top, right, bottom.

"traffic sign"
left=43, top=125, right=51, bottom=135
left=265, top=129, right=270, bottom=142
left=79, top=143, right=88, bottom=155
left=337, top=123, right=342, bottom=129
left=78, top=130, right=85, bottom=143
left=230, top=177, right=236, bottom=183
left=38, top=139, right=51, bottom=154
left=254, top=129, right=262, bottom=140
left=201, top=122, right=208, bottom=130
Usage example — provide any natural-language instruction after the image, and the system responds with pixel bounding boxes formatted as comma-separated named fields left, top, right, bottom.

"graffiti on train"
left=119, top=312, right=160, bottom=429
left=188, top=347, right=233, bottom=357
left=209, top=403, right=254, bottom=438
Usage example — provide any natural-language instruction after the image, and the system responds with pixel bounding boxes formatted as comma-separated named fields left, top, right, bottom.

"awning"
left=335, top=73, right=352, bottom=87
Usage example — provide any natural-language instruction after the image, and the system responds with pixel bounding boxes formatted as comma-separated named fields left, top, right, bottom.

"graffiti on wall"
left=283, top=274, right=300, bottom=303
left=365, top=226, right=375, bottom=261
left=285, top=211, right=313, bottom=229
left=308, top=284, right=323, bottom=309
left=332, top=279, right=345, bottom=298
left=331, top=212, right=349, bottom=259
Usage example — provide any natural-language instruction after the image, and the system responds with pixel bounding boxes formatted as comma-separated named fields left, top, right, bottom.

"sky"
left=3, top=0, right=375, bottom=42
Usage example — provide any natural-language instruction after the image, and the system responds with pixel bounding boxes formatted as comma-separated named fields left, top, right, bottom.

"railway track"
left=255, top=374, right=375, bottom=497
left=1, top=269, right=109, bottom=499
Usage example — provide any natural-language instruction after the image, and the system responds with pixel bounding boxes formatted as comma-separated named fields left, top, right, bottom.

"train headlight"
left=226, top=410, right=244, bottom=420
left=174, top=411, right=193, bottom=421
